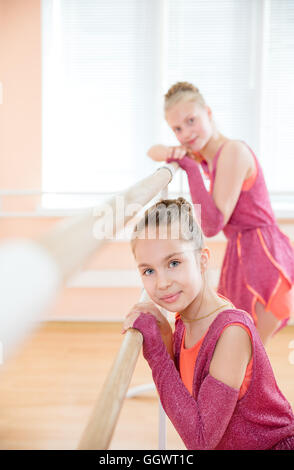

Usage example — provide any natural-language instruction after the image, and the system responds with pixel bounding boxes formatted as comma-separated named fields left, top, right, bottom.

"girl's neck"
left=195, top=131, right=229, bottom=165
left=179, top=279, right=232, bottom=332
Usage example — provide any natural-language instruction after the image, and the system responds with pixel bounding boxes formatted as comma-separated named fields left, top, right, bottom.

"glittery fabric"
left=133, top=309, right=294, bottom=450
left=168, top=142, right=294, bottom=324
left=271, top=435, right=294, bottom=450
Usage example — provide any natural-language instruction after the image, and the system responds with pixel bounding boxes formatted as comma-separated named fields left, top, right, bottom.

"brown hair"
left=164, top=81, right=206, bottom=112
left=130, top=196, right=204, bottom=255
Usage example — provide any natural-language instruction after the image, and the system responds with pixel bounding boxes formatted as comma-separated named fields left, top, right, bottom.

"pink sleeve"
left=133, top=312, right=239, bottom=450
left=166, top=155, right=224, bottom=237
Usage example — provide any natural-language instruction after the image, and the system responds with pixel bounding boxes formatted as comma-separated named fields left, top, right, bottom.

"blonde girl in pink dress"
left=147, top=82, right=294, bottom=345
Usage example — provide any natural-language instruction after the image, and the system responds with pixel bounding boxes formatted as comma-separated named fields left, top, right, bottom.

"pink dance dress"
left=168, top=141, right=294, bottom=327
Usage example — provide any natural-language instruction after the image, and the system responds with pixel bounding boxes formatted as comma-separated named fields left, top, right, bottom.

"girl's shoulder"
left=210, top=308, right=255, bottom=336
left=210, top=309, right=254, bottom=358
left=214, top=139, right=256, bottom=180
left=220, top=306, right=253, bottom=321
left=218, top=139, right=256, bottom=165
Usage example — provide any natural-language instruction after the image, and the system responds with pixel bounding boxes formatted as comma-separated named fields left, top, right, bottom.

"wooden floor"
left=0, top=322, right=293, bottom=450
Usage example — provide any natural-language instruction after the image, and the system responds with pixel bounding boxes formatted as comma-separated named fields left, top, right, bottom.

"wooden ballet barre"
left=78, top=327, right=143, bottom=450
left=77, top=186, right=171, bottom=450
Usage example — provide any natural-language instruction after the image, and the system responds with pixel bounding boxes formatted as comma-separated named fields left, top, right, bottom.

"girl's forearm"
left=167, top=156, right=224, bottom=237
left=147, top=145, right=169, bottom=162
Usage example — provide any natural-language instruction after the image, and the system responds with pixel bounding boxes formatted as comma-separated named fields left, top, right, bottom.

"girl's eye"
left=188, top=117, right=195, bottom=124
left=175, top=127, right=181, bottom=133
left=169, top=260, right=180, bottom=268
left=142, top=261, right=179, bottom=276
left=143, top=268, right=154, bottom=276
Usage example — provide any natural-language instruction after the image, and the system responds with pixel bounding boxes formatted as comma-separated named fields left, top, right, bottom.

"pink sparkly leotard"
left=132, top=309, right=294, bottom=450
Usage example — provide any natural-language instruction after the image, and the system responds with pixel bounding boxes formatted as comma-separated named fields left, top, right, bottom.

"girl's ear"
left=206, top=105, right=212, bottom=120
left=200, top=247, right=210, bottom=271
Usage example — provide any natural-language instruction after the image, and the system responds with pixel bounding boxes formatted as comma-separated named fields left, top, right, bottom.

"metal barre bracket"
left=155, top=163, right=177, bottom=183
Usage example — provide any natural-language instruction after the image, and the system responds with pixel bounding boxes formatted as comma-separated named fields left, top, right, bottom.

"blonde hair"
left=164, top=81, right=206, bottom=112
left=131, top=197, right=204, bottom=255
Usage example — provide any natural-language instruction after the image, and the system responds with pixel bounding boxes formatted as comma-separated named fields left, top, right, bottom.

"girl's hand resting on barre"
left=122, top=301, right=172, bottom=338
left=147, top=144, right=192, bottom=162
left=122, top=302, right=175, bottom=361
left=167, top=145, right=192, bottom=160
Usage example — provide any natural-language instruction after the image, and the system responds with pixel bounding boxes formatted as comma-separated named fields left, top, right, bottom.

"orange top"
left=242, top=156, right=258, bottom=191
left=205, top=149, right=258, bottom=194
left=179, top=322, right=253, bottom=399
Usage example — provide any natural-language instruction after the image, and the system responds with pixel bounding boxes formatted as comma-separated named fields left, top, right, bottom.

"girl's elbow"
left=186, top=434, right=217, bottom=451
left=202, top=209, right=226, bottom=237
left=202, top=228, right=219, bottom=238
left=202, top=224, right=223, bottom=238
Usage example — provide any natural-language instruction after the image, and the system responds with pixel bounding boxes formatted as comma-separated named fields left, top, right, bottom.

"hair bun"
left=164, top=82, right=206, bottom=111
left=154, top=197, right=192, bottom=214
left=130, top=196, right=204, bottom=252
left=165, top=82, right=199, bottom=100
left=176, top=197, right=193, bottom=213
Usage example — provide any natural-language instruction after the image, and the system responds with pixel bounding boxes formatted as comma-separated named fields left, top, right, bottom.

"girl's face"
left=165, top=99, right=213, bottom=152
left=134, top=234, right=204, bottom=312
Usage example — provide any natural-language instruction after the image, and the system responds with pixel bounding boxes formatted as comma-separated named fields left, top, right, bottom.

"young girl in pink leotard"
left=147, top=82, right=294, bottom=345
left=122, top=198, right=294, bottom=450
